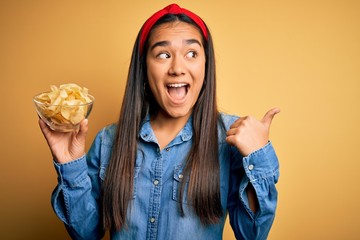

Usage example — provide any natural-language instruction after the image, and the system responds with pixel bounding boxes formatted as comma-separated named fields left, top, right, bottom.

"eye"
left=157, top=52, right=170, bottom=59
left=186, top=51, right=198, bottom=58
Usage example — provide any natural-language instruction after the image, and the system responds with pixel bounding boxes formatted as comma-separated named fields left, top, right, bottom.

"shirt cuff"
left=242, top=141, right=279, bottom=183
left=53, top=154, right=88, bottom=188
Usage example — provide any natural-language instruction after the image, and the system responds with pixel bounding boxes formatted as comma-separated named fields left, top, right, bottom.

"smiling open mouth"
left=167, top=83, right=189, bottom=101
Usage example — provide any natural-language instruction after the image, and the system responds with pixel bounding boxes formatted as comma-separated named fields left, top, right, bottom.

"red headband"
left=139, top=3, right=208, bottom=54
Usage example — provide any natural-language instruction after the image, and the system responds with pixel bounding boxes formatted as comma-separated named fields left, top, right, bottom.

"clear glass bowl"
left=33, top=93, right=94, bottom=132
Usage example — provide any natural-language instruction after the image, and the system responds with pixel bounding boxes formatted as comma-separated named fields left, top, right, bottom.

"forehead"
left=148, top=21, right=203, bottom=43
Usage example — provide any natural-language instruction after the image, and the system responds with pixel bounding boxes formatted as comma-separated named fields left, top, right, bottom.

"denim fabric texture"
left=51, top=113, right=279, bottom=240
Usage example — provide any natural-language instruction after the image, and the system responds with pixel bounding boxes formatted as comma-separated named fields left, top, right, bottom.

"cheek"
left=146, top=67, right=159, bottom=90
left=194, top=58, right=206, bottom=77
left=192, top=64, right=206, bottom=87
left=148, top=80, right=159, bottom=98
left=147, top=61, right=166, bottom=83
left=147, top=76, right=164, bottom=103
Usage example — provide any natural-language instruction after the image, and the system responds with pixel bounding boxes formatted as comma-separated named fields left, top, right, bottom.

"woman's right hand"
left=38, top=119, right=89, bottom=164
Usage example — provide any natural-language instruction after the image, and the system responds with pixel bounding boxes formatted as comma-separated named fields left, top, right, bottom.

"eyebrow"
left=150, top=40, right=170, bottom=51
left=149, top=38, right=202, bottom=51
left=185, top=39, right=202, bottom=47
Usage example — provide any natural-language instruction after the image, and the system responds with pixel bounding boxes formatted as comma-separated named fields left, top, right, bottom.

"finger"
left=77, top=119, right=89, bottom=141
left=225, top=135, right=236, bottom=146
left=226, top=127, right=240, bottom=137
left=38, top=119, right=52, bottom=137
left=38, top=118, right=46, bottom=130
left=261, top=107, right=280, bottom=128
left=229, top=117, right=245, bottom=129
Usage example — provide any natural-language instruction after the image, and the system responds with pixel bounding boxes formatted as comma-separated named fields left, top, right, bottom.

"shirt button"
left=178, top=174, right=184, bottom=180
left=165, top=147, right=170, bottom=152
left=248, top=164, right=254, bottom=171
left=150, top=217, right=155, bottom=223
left=153, top=179, right=159, bottom=186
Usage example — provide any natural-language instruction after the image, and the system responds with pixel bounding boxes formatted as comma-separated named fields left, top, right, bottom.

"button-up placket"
left=147, top=146, right=163, bottom=240
left=139, top=116, right=193, bottom=240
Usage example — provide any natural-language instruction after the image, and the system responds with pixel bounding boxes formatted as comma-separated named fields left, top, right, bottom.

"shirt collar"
left=139, top=114, right=193, bottom=144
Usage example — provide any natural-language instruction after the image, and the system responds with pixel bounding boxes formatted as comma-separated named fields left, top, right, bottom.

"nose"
left=168, top=55, right=185, bottom=76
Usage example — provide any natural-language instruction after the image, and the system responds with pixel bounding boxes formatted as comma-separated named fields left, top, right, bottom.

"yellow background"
left=1, top=0, right=359, bottom=239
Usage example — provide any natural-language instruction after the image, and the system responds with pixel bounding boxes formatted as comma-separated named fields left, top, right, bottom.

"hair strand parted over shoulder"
left=101, top=34, right=147, bottom=230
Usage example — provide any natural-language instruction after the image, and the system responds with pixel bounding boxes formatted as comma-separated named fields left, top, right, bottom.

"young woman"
left=39, top=4, right=280, bottom=240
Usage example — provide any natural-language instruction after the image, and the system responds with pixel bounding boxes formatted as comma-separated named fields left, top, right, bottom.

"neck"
left=150, top=110, right=191, bottom=150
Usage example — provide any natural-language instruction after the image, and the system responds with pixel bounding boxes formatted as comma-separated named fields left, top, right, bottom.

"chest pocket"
left=172, top=165, right=190, bottom=204
left=99, top=164, right=141, bottom=199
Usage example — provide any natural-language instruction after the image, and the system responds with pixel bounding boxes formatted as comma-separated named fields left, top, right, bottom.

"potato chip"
left=34, top=83, right=93, bottom=126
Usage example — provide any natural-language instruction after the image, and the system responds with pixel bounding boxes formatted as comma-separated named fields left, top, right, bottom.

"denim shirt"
left=51, top=113, right=279, bottom=240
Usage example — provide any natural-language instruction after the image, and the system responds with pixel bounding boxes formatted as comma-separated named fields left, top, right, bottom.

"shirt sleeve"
left=51, top=130, right=105, bottom=240
left=227, top=141, right=279, bottom=240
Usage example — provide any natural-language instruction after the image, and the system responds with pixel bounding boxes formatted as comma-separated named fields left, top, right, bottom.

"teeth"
left=167, top=83, right=188, bottom=88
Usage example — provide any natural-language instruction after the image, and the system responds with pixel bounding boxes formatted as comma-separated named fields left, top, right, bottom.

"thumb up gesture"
left=226, top=108, right=280, bottom=156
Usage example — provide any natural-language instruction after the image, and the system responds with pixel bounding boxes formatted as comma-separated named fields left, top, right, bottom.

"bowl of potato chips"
left=33, top=83, right=94, bottom=132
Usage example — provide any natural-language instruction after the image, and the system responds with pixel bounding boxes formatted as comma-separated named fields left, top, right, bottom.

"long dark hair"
left=102, top=14, right=223, bottom=231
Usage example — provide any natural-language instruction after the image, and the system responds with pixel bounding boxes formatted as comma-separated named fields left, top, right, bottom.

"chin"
left=163, top=108, right=192, bottom=119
